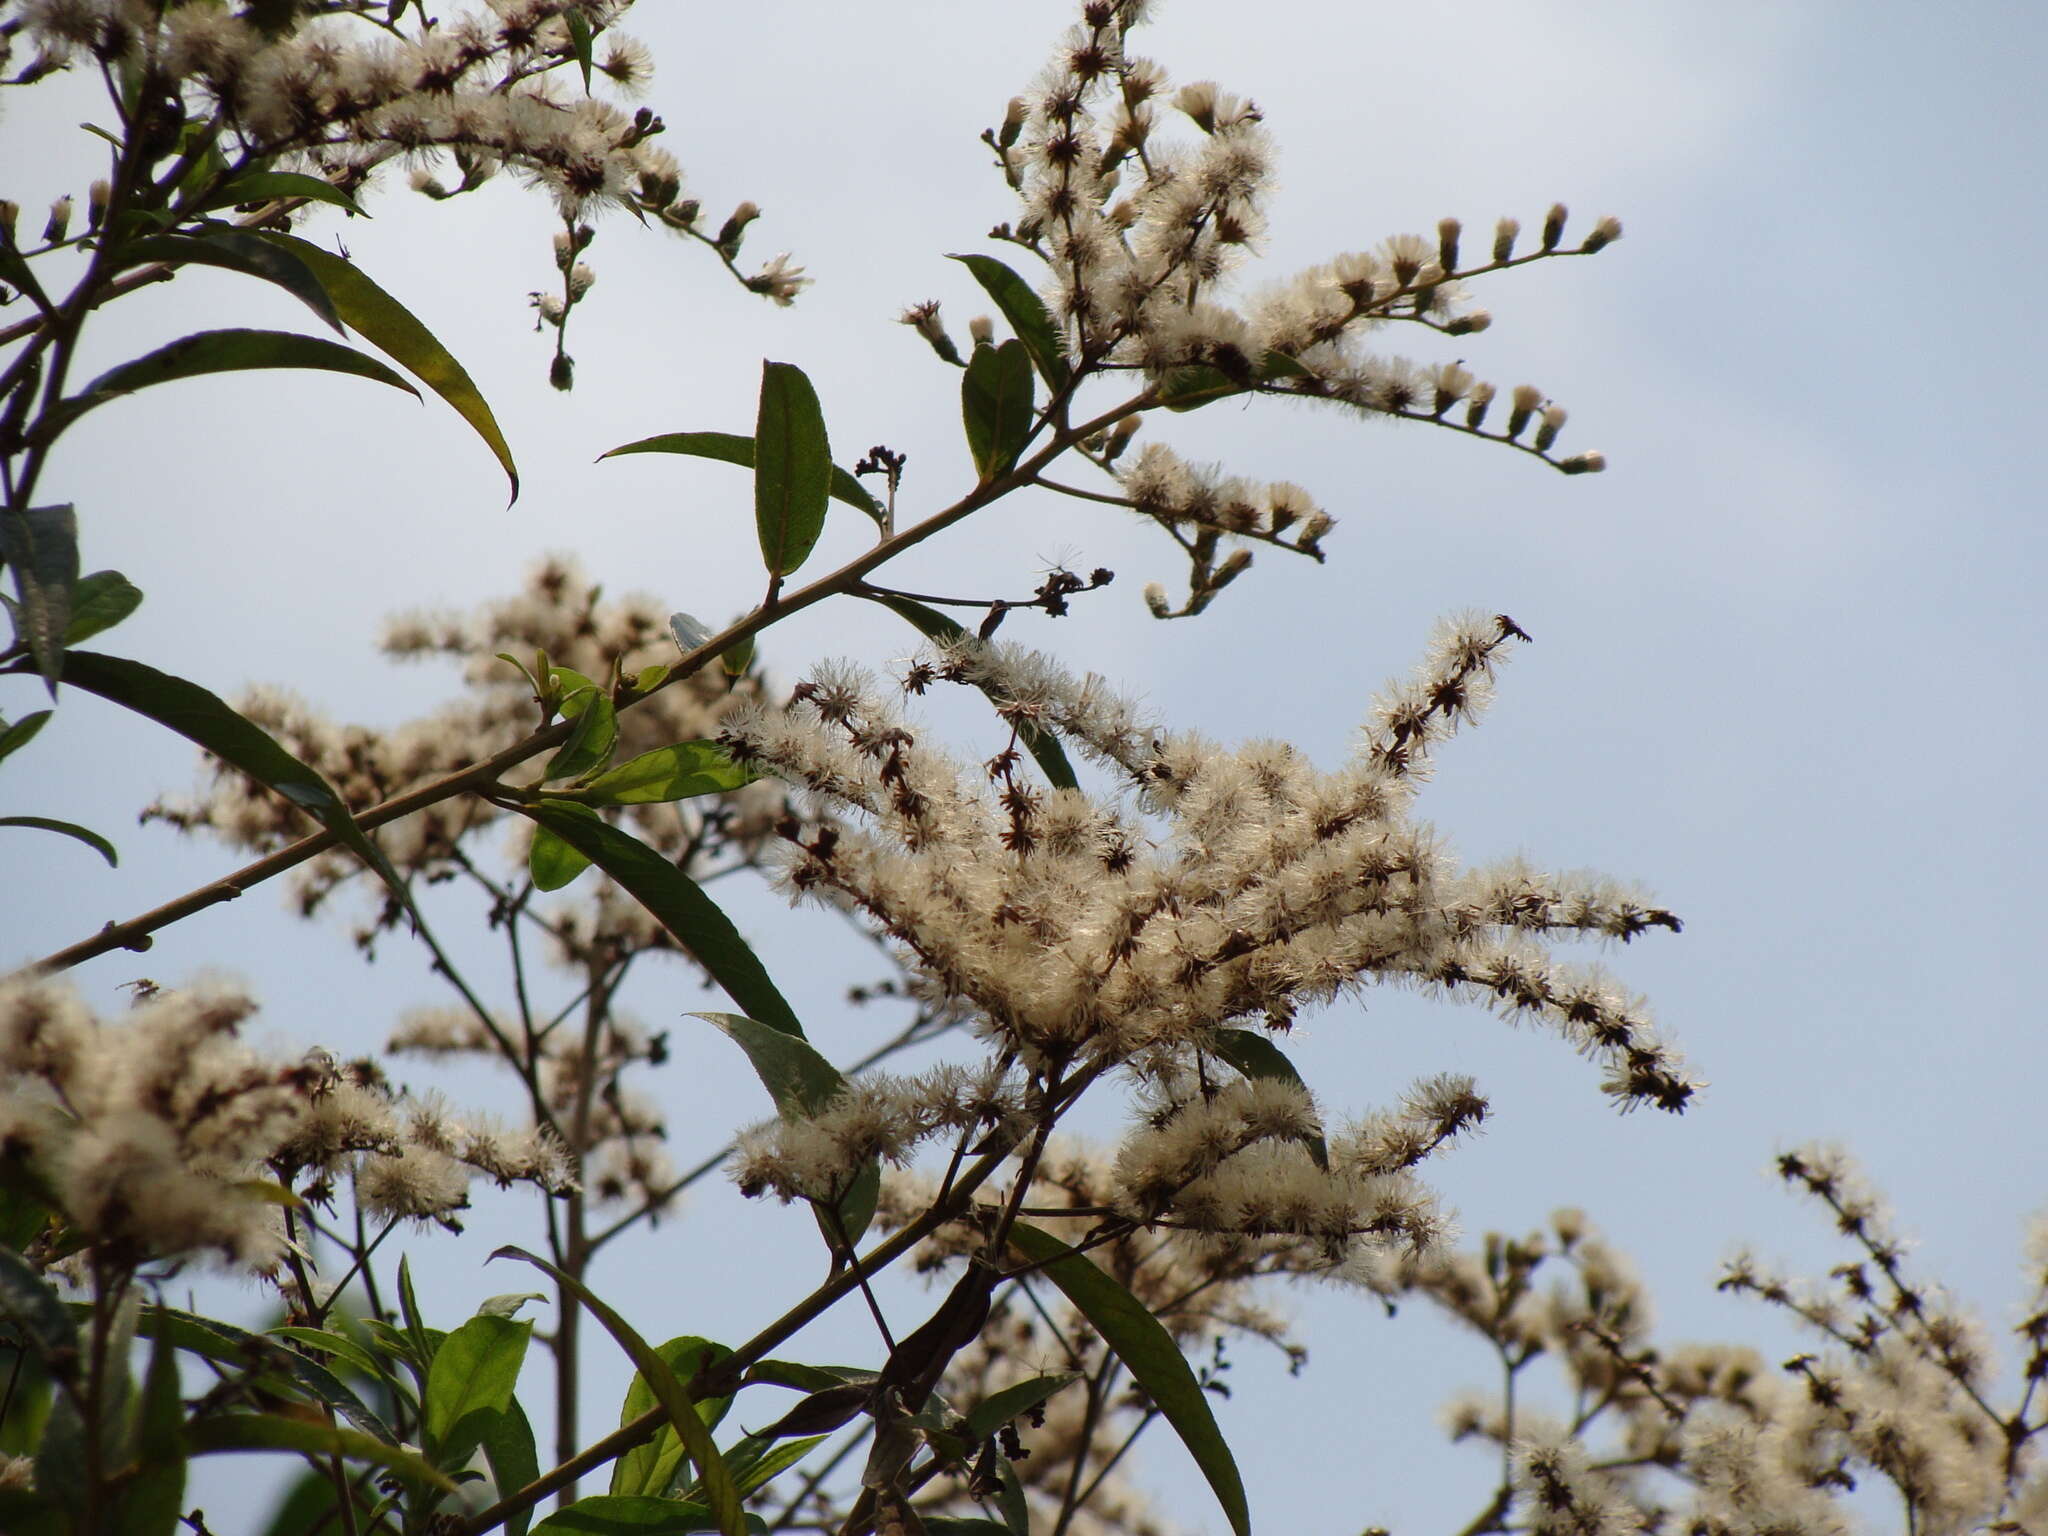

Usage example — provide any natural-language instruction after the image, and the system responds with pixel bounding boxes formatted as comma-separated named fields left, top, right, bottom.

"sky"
left=4, top=1, right=2047, bottom=1532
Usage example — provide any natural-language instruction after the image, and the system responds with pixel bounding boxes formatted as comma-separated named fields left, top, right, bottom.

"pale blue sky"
left=5, top=2, right=2046, bottom=1531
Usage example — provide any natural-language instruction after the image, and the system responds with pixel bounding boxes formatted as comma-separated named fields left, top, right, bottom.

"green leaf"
left=425, top=1313, right=532, bottom=1469
left=33, top=1394, right=87, bottom=1517
left=862, top=595, right=1078, bottom=791
left=490, top=1247, right=745, bottom=1536
left=532, top=1494, right=761, bottom=1535
left=1003, top=1221, right=1249, bottom=1536
left=0, top=816, right=118, bottom=867
left=256, top=232, right=520, bottom=501
left=1, top=504, right=78, bottom=690
left=0, top=1245, right=79, bottom=1379
left=529, top=801, right=599, bottom=891
left=0, top=710, right=51, bottom=764
left=545, top=681, right=618, bottom=782
left=186, top=1412, right=456, bottom=1492
left=1206, top=1029, right=1328, bottom=1169
left=740, top=1360, right=876, bottom=1393
left=482, top=1397, right=541, bottom=1536
left=52, top=330, right=418, bottom=441
left=59, top=650, right=409, bottom=912
left=1153, top=364, right=1242, bottom=413
left=963, top=1372, right=1081, bottom=1443
left=990, top=1451, right=1029, bottom=1536
left=61, top=571, right=143, bottom=646
left=565, top=5, right=595, bottom=90
left=119, top=1320, right=187, bottom=1536
left=961, top=338, right=1034, bottom=481
left=716, top=1433, right=827, bottom=1499
left=564, top=740, right=756, bottom=806
left=398, top=1252, right=432, bottom=1370
left=753, top=361, right=833, bottom=578
left=116, top=230, right=345, bottom=334
left=948, top=254, right=1071, bottom=391
left=521, top=804, right=803, bottom=1035
left=268, top=1325, right=386, bottom=1383
left=613, top=1337, right=733, bottom=1498
left=132, top=1308, right=397, bottom=1444
left=599, top=431, right=885, bottom=527
left=194, top=168, right=369, bottom=219
left=697, top=1013, right=878, bottom=1253
left=923, top=1521, right=1013, bottom=1536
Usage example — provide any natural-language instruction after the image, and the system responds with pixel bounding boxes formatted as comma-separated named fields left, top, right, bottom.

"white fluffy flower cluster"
left=989, top=1, right=1610, bottom=473
left=0, top=977, right=571, bottom=1271
left=14, top=0, right=678, bottom=217
left=724, top=615, right=1691, bottom=1112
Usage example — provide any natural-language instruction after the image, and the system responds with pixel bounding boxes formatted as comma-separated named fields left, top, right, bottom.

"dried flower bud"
left=1211, top=548, right=1252, bottom=589
left=1541, top=202, right=1568, bottom=251
left=567, top=263, right=596, bottom=299
left=86, top=180, right=110, bottom=232
left=552, top=229, right=576, bottom=270
left=42, top=196, right=72, bottom=245
left=1143, top=581, right=1172, bottom=618
left=536, top=294, right=566, bottom=325
left=1534, top=404, right=1567, bottom=451
left=0, top=201, right=17, bottom=248
left=1492, top=217, right=1519, bottom=263
left=999, top=96, right=1028, bottom=148
left=1104, top=414, right=1142, bottom=463
left=968, top=314, right=995, bottom=346
left=900, top=301, right=962, bottom=365
left=716, top=200, right=761, bottom=253
left=1558, top=451, right=1606, bottom=475
left=550, top=353, right=575, bottom=392
left=1506, top=384, right=1544, bottom=440
left=1580, top=214, right=1623, bottom=253
left=1444, top=309, right=1491, bottom=336
left=1464, top=381, right=1496, bottom=430
left=1436, top=217, right=1462, bottom=274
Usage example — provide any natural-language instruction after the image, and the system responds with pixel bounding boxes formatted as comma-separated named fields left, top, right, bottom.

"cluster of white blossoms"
left=4, top=0, right=803, bottom=300
left=0, top=977, right=570, bottom=1272
left=391, top=1003, right=679, bottom=1213
left=991, top=1, right=1610, bottom=474
left=1392, top=1168, right=2048, bottom=1536
left=724, top=613, right=1689, bottom=1107
left=147, top=557, right=788, bottom=941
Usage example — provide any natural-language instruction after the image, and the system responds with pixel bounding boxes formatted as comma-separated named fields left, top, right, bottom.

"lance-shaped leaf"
left=0, top=710, right=51, bottom=765
left=133, top=1306, right=397, bottom=1444
left=599, top=431, right=885, bottom=527
left=0, top=817, right=118, bottom=867
left=614, top=1337, right=734, bottom=1499
left=949, top=254, right=1071, bottom=391
left=481, top=1398, right=541, bottom=1536
left=61, top=571, right=142, bottom=646
left=753, top=362, right=833, bottom=577
left=961, top=339, right=1034, bottom=481
left=562, top=740, right=755, bottom=806
left=424, top=1313, right=533, bottom=1470
left=1, top=503, right=78, bottom=690
left=193, top=168, right=368, bottom=219
left=532, top=1495, right=764, bottom=1535
left=1004, top=1221, right=1249, bottom=1536
left=522, top=804, right=802, bottom=1035
left=257, top=232, right=520, bottom=501
left=48, top=329, right=417, bottom=443
left=60, top=650, right=409, bottom=912
left=1207, top=1028, right=1328, bottom=1169
left=697, top=1012, right=879, bottom=1252
left=116, top=230, right=344, bottom=334
left=491, top=1247, right=745, bottom=1536
left=121, top=1321, right=187, bottom=1536
left=863, top=595, right=1077, bottom=790
left=530, top=799, right=600, bottom=891
left=186, top=1414, right=454, bottom=1492
left=544, top=679, right=618, bottom=783
left=1156, top=350, right=1312, bottom=412
left=963, top=1372, right=1082, bottom=1442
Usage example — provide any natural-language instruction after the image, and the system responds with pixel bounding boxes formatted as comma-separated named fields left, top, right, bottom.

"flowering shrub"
left=5, top=4, right=2032, bottom=1536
